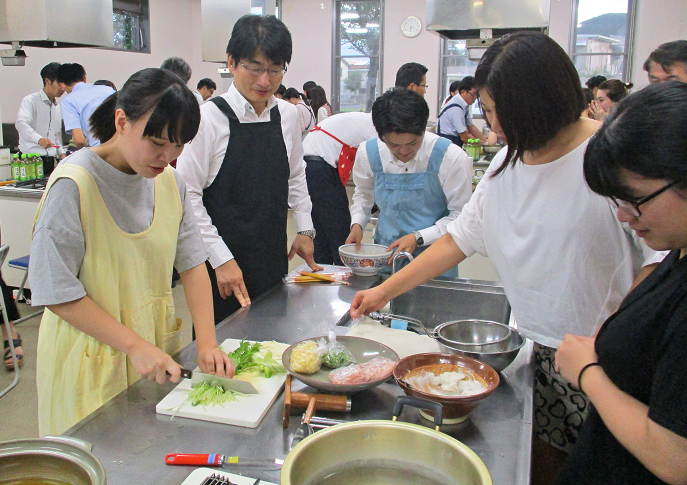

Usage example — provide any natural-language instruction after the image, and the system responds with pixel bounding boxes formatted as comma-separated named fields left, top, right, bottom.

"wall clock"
left=401, top=15, right=422, bottom=38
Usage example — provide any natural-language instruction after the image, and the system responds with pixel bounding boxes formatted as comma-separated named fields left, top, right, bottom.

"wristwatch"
left=298, top=229, right=316, bottom=239
left=413, top=231, right=424, bottom=247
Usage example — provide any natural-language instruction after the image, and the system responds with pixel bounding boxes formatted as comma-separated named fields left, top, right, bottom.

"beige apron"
left=35, top=164, right=183, bottom=436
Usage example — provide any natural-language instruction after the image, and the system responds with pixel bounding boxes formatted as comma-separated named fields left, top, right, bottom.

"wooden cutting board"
left=156, top=339, right=286, bottom=428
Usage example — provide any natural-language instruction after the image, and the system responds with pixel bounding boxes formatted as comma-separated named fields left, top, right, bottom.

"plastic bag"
left=329, top=356, right=396, bottom=385
left=290, top=340, right=322, bottom=374
left=321, top=327, right=355, bottom=369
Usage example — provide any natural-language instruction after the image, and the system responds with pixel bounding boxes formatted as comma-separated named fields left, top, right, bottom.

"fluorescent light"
left=366, top=22, right=380, bottom=28
left=346, top=28, right=368, bottom=34
left=341, top=13, right=360, bottom=19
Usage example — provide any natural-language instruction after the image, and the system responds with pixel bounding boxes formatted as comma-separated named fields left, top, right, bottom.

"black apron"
left=203, top=97, right=290, bottom=323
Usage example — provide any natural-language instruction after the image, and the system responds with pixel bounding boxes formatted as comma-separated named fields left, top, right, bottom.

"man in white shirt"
left=176, top=14, right=320, bottom=323
left=193, top=78, right=217, bottom=105
left=347, top=88, right=472, bottom=276
left=437, top=76, right=485, bottom=147
left=395, top=62, right=428, bottom=97
left=302, top=112, right=377, bottom=264
left=16, top=62, right=65, bottom=160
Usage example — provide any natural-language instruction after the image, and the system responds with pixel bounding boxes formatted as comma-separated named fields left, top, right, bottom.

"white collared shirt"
left=350, top=132, right=472, bottom=246
left=176, top=83, right=313, bottom=268
left=302, top=112, right=377, bottom=168
left=15, top=90, right=64, bottom=156
left=192, top=90, right=205, bottom=106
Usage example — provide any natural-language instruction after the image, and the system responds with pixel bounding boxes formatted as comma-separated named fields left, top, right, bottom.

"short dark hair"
left=585, top=75, right=607, bottom=90
left=56, top=63, right=86, bottom=86
left=283, top=87, right=304, bottom=101
left=93, top=79, right=117, bottom=91
left=395, top=62, right=428, bottom=88
left=160, top=57, right=192, bottom=84
left=448, top=80, right=461, bottom=94
left=643, top=40, right=687, bottom=72
left=457, top=76, right=475, bottom=94
left=197, top=78, right=216, bottom=90
left=372, top=87, right=429, bottom=139
left=584, top=81, right=687, bottom=202
left=598, top=79, right=632, bottom=102
left=275, top=84, right=286, bottom=97
left=582, top=87, right=594, bottom=105
left=40, top=62, right=61, bottom=84
left=474, top=32, right=585, bottom=178
left=90, top=68, right=200, bottom=146
left=226, top=15, right=292, bottom=67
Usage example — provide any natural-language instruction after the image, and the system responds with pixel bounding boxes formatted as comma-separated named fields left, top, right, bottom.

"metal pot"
left=0, top=436, right=106, bottom=485
left=281, top=396, right=492, bottom=485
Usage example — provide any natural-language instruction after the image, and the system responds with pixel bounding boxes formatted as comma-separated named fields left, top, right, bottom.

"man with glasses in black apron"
left=177, top=15, right=321, bottom=323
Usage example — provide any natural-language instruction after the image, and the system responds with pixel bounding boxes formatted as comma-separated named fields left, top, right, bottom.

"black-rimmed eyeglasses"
left=612, top=180, right=680, bottom=217
left=238, top=61, right=287, bottom=78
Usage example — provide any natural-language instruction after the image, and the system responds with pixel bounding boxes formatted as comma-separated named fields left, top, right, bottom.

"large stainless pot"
left=0, top=436, right=106, bottom=485
left=282, top=396, right=492, bottom=485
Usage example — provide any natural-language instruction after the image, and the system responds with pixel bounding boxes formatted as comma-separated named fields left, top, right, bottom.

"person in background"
left=303, top=112, right=377, bottom=265
left=16, top=62, right=65, bottom=161
left=589, top=80, right=632, bottom=122
left=1, top=226, right=23, bottom=370
left=581, top=87, right=594, bottom=119
left=394, top=62, right=428, bottom=97
left=176, top=15, right=320, bottom=324
left=555, top=81, right=687, bottom=485
left=57, top=63, right=115, bottom=148
left=275, top=84, right=286, bottom=99
left=585, top=75, right=607, bottom=99
left=441, top=80, right=461, bottom=107
left=348, top=33, right=664, bottom=484
left=193, top=78, right=217, bottom=105
left=284, top=87, right=316, bottom=140
left=160, top=56, right=192, bottom=85
left=346, top=88, right=472, bottom=277
left=644, top=40, right=687, bottom=83
left=437, top=76, right=485, bottom=147
left=309, top=85, right=332, bottom=124
left=302, top=80, right=316, bottom=101
left=30, top=67, right=233, bottom=436
left=93, top=80, right=117, bottom=91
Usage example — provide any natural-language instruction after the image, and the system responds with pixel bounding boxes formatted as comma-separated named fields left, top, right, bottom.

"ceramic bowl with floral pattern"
left=338, top=243, right=394, bottom=276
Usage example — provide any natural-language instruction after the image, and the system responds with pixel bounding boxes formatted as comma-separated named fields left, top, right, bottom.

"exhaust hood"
left=0, top=0, right=114, bottom=49
left=426, top=0, right=549, bottom=40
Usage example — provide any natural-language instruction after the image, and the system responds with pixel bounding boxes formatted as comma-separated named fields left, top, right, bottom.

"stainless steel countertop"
left=0, top=186, right=44, bottom=199
left=65, top=273, right=533, bottom=485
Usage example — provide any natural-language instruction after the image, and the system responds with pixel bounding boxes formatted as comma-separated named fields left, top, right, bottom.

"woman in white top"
left=349, top=32, right=663, bottom=479
left=284, top=87, right=315, bottom=140
left=309, top=85, right=332, bottom=124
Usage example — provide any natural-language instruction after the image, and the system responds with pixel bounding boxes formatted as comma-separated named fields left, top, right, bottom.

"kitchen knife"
left=164, top=453, right=283, bottom=470
left=179, top=368, right=259, bottom=394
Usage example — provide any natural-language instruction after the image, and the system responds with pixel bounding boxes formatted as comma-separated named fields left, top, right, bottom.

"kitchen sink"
left=337, top=276, right=511, bottom=331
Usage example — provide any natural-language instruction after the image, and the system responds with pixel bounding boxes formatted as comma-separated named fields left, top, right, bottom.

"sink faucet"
left=392, top=251, right=414, bottom=275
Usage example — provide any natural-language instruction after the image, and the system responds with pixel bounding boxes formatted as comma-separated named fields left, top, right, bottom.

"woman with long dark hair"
left=30, top=68, right=234, bottom=435
left=555, top=81, right=687, bottom=484
left=348, top=32, right=663, bottom=481
left=309, top=85, right=332, bottom=124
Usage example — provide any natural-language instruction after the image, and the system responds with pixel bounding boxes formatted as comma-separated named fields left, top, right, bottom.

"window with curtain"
left=570, top=0, right=635, bottom=84
left=113, top=0, right=150, bottom=53
left=438, top=39, right=481, bottom=118
left=332, top=0, right=383, bottom=113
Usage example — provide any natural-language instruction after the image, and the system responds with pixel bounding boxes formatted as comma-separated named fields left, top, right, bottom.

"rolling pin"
left=291, top=392, right=351, bottom=413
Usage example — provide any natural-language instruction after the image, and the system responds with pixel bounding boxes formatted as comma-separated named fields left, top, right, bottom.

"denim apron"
left=367, top=137, right=458, bottom=278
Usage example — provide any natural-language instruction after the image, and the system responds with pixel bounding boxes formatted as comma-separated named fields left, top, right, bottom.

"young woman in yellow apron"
left=29, top=68, right=234, bottom=436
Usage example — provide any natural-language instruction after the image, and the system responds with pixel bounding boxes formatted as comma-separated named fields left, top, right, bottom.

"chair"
left=8, top=254, right=43, bottom=323
left=0, top=245, right=19, bottom=398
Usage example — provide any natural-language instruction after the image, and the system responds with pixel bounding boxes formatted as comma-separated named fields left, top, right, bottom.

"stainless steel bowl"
left=482, top=145, right=502, bottom=155
left=434, top=320, right=511, bottom=350
left=434, top=327, right=526, bottom=372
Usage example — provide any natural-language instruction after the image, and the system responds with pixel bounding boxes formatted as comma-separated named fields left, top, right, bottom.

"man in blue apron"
left=437, top=76, right=485, bottom=147
left=177, top=15, right=321, bottom=323
left=346, top=88, right=473, bottom=277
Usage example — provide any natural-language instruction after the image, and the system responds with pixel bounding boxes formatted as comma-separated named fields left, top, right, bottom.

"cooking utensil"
left=435, top=327, right=526, bottom=372
left=179, top=368, right=258, bottom=394
left=291, top=391, right=351, bottom=412
left=290, top=397, right=316, bottom=449
left=434, top=319, right=511, bottom=350
left=282, top=374, right=292, bottom=428
left=165, top=454, right=283, bottom=471
left=282, top=396, right=492, bottom=485
left=282, top=336, right=399, bottom=393
left=0, top=436, right=106, bottom=485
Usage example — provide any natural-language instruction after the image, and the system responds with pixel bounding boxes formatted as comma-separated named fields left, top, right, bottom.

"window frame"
left=331, top=0, right=385, bottom=114
left=568, top=0, right=637, bottom=83
left=437, top=38, right=482, bottom=119
left=111, top=0, right=151, bottom=54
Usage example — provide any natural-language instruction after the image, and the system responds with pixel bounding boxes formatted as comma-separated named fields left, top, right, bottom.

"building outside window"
left=113, top=0, right=150, bottom=53
left=332, top=0, right=383, bottom=113
left=570, top=0, right=636, bottom=84
left=438, top=39, right=481, bottom=118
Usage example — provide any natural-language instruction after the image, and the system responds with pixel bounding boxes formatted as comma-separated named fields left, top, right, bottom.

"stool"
left=8, top=254, right=43, bottom=324
left=0, top=245, right=19, bottom=397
